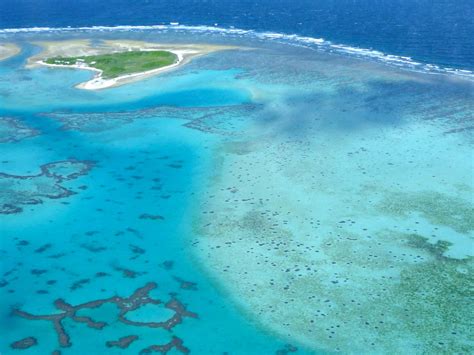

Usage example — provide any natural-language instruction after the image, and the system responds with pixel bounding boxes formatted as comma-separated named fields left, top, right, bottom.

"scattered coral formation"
left=379, top=191, right=474, bottom=234
left=0, top=159, right=94, bottom=214
left=10, top=337, right=38, bottom=350
left=173, top=276, right=198, bottom=291
left=43, top=104, right=261, bottom=135
left=140, top=213, right=165, bottom=220
left=106, top=335, right=139, bottom=349
left=276, top=344, right=298, bottom=355
left=0, top=116, right=39, bottom=143
left=192, top=79, right=474, bottom=352
left=139, top=336, right=189, bottom=354
left=112, top=265, right=146, bottom=279
left=13, top=282, right=197, bottom=349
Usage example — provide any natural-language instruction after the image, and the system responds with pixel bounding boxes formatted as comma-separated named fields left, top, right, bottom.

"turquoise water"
left=1, top=30, right=473, bottom=354
left=1, top=36, right=305, bottom=354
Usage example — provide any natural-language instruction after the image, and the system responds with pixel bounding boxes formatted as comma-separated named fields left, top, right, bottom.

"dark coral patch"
left=95, top=272, right=109, bottom=278
left=13, top=283, right=198, bottom=349
left=139, top=336, right=189, bottom=354
left=44, top=104, right=260, bottom=136
left=35, top=244, right=52, bottom=253
left=173, top=276, right=198, bottom=291
left=80, top=243, right=107, bottom=253
left=276, top=344, right=298, bottom=355
left=0, top=159, right=94, bottom=215
left=10, top=336, right=38, bottom=349
left=113, top=265, right=146, bottom=279
left=0, top=117, right=40, bottom=144
left=161, top=260, right=174, bottom=270
left=106, top=335, right=139, bottom=349
left=31, top=269, right=47, bottom=276
left=70, top=279, right=90, bottom=291
left=139, top=213, right=165, bottom=221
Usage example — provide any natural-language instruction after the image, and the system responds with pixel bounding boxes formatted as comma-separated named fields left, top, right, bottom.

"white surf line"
left=37, top=49, right=189, bottom=90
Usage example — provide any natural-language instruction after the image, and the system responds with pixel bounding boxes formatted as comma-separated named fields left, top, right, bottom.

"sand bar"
left=0, top=43, right=21, bottom=61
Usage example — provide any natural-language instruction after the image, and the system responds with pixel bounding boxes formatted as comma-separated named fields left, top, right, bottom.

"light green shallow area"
left=190, top=52, right=474, bottom=353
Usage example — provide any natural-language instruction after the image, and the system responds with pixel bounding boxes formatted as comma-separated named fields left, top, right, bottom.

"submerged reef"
left=10, top=337, right=38, bottom=350
left=0, top=159, right=94, bottom=214
left=276, top=344, right=298, bottom=355
left=173, top=276, right=198, bottom=291
left=195, top=205, right=474, bottom=353
left=0, top=116, right=39, bottom=143
left=139, top=336, right=189, bottom=354
left=106, top=335, right=139, bottom=349
left=13, top=282, right=197, bottom=351
left=43, top=104, right=261, bottom=135
left=192, top=74, right=474, bottom=352
left=379, top=190, right=474, bottom=234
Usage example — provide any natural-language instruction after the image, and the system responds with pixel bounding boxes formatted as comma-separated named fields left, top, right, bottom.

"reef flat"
left=0, top=43, right=20, bottom=61
left=190, top=47, right=474, bottom=353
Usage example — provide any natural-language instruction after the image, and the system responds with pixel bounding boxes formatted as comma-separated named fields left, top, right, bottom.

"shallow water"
left=0, top=29, right=473, bottom=354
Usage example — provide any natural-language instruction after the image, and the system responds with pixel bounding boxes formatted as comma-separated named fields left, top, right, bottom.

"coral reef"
left=173, top=276, right=198, bottom=291
left=43, top=104, right=261, bottom=136
left=139, top=336, right=189, bottom=354
left=276, top=344, right=298, bottom=355
left=13, top=283, right=197, bottom=348
left=379, top=191, right=474, bottom=234
left=105, top=335, right=139, bottom=349
left=10, top=337, right=38, bottom=350
left=140, top=213, right=165, bottom=220
left=0, top=117, right=39, bottom=143
left=0, top=159, right=94, bottom=214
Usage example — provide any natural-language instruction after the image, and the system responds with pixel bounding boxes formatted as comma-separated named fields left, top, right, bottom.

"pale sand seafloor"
left=28, top=39, right=236, bottom=90
left=189, top=53, right=474, bottom=353
left=0, top=43, right=21, bottom=61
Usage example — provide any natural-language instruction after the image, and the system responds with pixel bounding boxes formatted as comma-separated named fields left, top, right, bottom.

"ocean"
left=0, top=1, right=473, bottom=355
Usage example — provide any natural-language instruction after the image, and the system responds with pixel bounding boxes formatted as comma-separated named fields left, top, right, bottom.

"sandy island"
left=0, top=43, right=21, bottom=61
left=27, top=39, right=237, bottom=90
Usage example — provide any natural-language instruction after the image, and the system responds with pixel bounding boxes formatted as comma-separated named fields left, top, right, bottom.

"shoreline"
left=29, top=40, right=237, bottom=90
left=38, top=49, right=187, bottom=90
left=0, top=43, right=21, bottom=61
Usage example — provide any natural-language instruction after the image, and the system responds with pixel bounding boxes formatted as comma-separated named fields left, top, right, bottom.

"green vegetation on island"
left=44, top=50, right=178, bottom=79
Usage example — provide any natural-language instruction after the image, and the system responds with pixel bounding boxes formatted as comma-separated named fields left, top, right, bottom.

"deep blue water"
left=0, top=0, right=473, bottom=71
